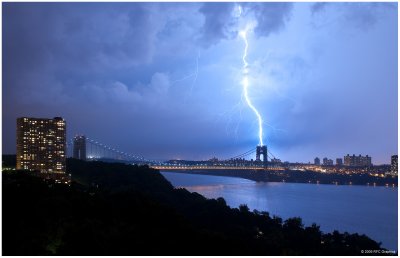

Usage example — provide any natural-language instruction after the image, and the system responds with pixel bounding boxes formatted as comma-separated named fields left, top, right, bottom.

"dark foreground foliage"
left=3, top=159, right=389, bottom=255
left=2, top=154, right=16, bottom=168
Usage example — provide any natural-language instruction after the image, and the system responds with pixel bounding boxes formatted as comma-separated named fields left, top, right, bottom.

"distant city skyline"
left=3, top=2, right=398, bottom=164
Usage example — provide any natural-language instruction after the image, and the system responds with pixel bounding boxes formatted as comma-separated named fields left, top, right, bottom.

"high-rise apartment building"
left=16, top=117, right=66, bottom=173
left=314, top=157, right=320, bottom=165
left=323, top=158, right=333, bottom=166
left=336, top=158, right=343, bottom=166
left=73, top=135, right=86, bottom=160
left=391, top=155, right=398, bottom=175
left=344, top=154, right=372, bottom=167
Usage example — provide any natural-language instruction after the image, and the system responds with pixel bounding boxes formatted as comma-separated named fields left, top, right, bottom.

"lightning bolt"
left=185, top=50, right=199, bottom=103
left=171, top=51, right=199, bottom=85
left=239, top=28, right=264, bottom=146
left=170, top=51, right=200, bottom=103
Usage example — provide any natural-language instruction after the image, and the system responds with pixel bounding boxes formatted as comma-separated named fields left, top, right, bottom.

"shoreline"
left=160, top=169, right=398, bottom=188
left=161, top=170, right=398, bottom=251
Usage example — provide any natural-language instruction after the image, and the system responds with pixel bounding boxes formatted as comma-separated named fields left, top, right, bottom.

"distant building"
left=271, top=158, right=281, bottom=163
left=314, top=157, right=320, bottom=165
left=16, top=117, right=66, bottom=174
left=209, top=157, right=218, bottom=162
left=344, top=154, right=372, bottom=167
left=344, top=154, right=354, bottom=166
left=322, top=157, right=333, bottom=166
left=336, top=158, right=343, bottom=166
left=73, top=135, right=87, bottom=161
left=391, top=155, right=398, bottom=175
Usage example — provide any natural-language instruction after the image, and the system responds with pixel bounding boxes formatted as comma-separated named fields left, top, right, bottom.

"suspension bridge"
left=67, top=136, right=284, bottom=170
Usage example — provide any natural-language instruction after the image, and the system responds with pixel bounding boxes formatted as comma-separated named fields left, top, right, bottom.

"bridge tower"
left=256, top=145, right=268, bottom=166
left=73, top=135, right=87, bottom=161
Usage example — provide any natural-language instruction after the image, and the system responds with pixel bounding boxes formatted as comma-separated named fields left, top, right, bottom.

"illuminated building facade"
left=16, top=117, right=66, bottom=173
left=73, top=135, right=86, bottom=160
left=391, top=155, right=398, bottom=175
left=344, top=154, right=372, bottom=167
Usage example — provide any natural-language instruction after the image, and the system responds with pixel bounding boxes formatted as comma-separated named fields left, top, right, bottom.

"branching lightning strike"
left=240, top=28, right=264, bottom=146
left=170, top=51, right=199, bottom=103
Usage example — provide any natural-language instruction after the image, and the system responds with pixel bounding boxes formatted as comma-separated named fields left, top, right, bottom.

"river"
left=161, top=171, right=398, bottom=251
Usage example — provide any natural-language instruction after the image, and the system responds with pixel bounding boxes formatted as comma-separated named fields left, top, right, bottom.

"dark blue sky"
left=3, top=2, right=398, bottom=164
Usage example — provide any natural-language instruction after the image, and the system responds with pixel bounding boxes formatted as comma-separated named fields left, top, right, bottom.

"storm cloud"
left=3, top=2, right=397, bottom=163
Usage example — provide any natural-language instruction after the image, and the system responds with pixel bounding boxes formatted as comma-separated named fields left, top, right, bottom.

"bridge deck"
left=151, top=166, right=284, bottom=170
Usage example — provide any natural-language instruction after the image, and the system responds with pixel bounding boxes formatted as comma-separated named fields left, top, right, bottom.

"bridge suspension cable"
left=68, top=137, right=159, bottom=165
left=88, top=137, right=156, bottom=163
left=67, top=135, right=279, bottom=166
left=225, top=145, right=278, bottom=162
left=267, top=149, right=277, bottom=160
left=226, top=148, right=257, bottom=160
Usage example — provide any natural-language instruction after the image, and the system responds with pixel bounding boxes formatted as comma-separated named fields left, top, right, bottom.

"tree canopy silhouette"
left=2, top=158, right=390, bottom=255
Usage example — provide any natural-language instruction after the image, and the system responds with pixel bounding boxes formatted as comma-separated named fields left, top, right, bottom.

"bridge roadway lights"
left=150, top=165, right=287, bottom=170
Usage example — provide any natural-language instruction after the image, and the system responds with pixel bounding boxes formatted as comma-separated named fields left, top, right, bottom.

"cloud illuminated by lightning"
left=239, top=28, right=264, bottom=146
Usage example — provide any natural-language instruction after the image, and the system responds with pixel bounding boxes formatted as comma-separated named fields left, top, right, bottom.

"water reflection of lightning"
left=239, top=28, right=264, bottom=146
